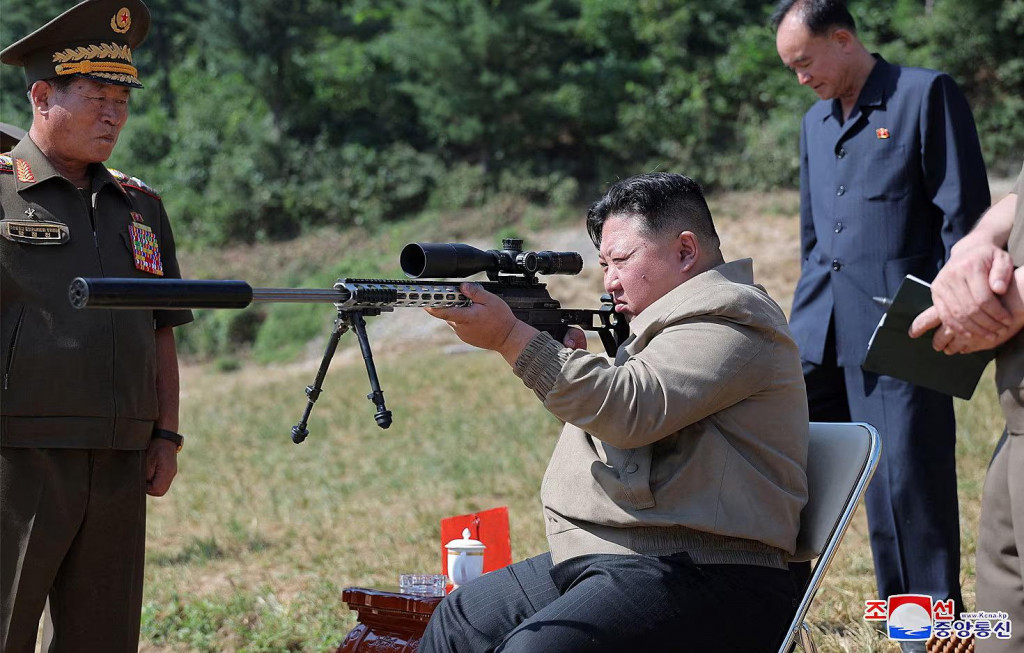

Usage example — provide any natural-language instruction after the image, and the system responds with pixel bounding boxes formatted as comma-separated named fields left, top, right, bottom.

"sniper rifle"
left=68, top=239, right=628, bottom=443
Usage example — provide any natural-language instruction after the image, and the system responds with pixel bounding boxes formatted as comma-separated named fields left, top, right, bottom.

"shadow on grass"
left=150, top=530, right=274, bottom=567
left=150, top=536, right=225, bottom=567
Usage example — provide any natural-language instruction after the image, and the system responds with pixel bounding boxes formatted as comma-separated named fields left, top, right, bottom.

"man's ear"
left=678, top=231, right=701, bottom=273
left=29, top=81, right=53, bottom=114
left=832, top=28, right=855, bottom=51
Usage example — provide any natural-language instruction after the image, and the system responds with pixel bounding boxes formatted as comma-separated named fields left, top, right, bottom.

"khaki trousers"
left=1, top=448, right=147, bottom=653
left=975, top=431, right=1024, bottom=653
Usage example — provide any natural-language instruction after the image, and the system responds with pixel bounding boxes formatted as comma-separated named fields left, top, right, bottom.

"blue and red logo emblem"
left=864, top=594, right=954, bottom=641
left=865, top=594, right=1013, bottom=642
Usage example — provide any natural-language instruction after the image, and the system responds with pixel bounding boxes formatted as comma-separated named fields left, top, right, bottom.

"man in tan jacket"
left=421, top=172, right=809, bottom=653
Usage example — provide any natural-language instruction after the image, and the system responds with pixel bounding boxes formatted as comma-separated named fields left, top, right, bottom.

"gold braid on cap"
left=54, top=60, right=138, bottom=77
left=51, top=43, right=137, bottom=80
left=52, top=43, right=134, bottom=64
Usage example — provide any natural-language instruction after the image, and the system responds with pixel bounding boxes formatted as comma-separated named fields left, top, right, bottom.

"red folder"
left=440, top=506, right=512, bottom=577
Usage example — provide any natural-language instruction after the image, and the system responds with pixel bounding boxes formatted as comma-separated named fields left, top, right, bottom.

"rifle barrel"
left=69, top=277, right=477, bottom=310
left=251, top=288, right=347, bottom=303
left=69, top=277, right=347, bottom=309
left=70, top=277, right=605, bottom=319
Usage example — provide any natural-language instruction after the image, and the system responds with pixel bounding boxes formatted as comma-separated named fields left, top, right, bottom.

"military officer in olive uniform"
left=911, top=164, right=1024, bottom=652
left=0, top=2, right=192, bottom=650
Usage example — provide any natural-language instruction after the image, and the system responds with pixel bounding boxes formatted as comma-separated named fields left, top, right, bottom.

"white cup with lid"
left=445, top=527, right=486, bottom=589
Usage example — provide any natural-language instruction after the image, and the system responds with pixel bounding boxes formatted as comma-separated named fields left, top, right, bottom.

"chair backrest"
left=777, top=422, right=882, bottom=652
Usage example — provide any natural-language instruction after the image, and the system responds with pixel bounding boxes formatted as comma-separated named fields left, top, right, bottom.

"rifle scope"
left=400, top=238, right=583, bottom=279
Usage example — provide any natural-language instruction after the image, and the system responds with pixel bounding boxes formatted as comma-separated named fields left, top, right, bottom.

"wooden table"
left=337, top=587, right=444, bottom=653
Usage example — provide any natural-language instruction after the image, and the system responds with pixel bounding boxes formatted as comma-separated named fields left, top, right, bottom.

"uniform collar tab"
left=10, top=137, right=62, bottom=189
left=10, top=137, right=125, bottom=200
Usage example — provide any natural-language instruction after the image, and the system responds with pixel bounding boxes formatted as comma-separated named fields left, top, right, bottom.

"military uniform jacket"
left=997, top=162, right=1024, bottom=434
left=790, top=55, right=990, bottom=367
left=1, top=137, right=192, bottom=449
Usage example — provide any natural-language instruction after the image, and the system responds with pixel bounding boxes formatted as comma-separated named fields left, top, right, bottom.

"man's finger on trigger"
left=460, top=282, right=487, bottom=301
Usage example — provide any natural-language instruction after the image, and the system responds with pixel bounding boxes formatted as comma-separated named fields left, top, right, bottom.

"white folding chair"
left=777, top=422, right=882, bottom=653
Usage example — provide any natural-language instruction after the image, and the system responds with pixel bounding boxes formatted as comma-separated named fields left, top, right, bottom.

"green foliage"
left=173, top=308, right=265, bottom=360
left=3, top=0, right=1022, bottom=237
left=427, top=162, right=490, bottom=209
left=851, top=0, right=1024, bottom=174
left=384, top=2, right=591, bottom=160
left=252, top=303, right=331, bottom=364
left=0, top=0, right=68, bottom=126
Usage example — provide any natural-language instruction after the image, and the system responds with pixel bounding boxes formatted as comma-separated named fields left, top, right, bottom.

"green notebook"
left=862, top=275, right=995, bottom=399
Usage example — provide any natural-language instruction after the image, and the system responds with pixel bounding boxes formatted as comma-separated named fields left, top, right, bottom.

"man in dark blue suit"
left=772, top=0, right=990, bottom=638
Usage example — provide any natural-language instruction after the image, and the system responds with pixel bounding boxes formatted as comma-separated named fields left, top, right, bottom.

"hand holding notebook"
left=862, top=275, right=995, bottom=399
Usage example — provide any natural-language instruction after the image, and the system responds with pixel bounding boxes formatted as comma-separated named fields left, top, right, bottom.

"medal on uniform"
left=128, top=221, right=164, bottom=276
left=1, top=219, right=70, bottom=244
left=0, top=206, right=71, bottom=244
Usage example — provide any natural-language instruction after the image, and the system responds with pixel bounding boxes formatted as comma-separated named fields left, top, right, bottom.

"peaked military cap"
left=0, top=0, right=150, bottom=88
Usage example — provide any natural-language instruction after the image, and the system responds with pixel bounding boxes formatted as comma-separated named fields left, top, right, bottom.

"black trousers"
left=420, top=551, right=800, bottom=653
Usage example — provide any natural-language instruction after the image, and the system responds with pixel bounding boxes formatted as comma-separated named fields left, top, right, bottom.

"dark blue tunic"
left=790, top=55, right=990, bottom=366
left=792, top=54, right=990, bottom=609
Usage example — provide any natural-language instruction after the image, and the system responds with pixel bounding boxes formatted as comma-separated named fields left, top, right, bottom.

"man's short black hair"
left=586, top=172, right=720, bottom=250
left=43, top=75, right=77, bottom=93
left=770, top=0, right=857, bottom=35
left=26, top=75, right=76, bottom=103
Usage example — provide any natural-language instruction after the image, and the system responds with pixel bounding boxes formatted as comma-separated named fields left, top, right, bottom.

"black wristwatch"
left=152, top=428, right=184, bottom=453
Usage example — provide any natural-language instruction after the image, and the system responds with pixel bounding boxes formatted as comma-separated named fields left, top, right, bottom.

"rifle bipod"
left=291, top=309, right=392, bottom=444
